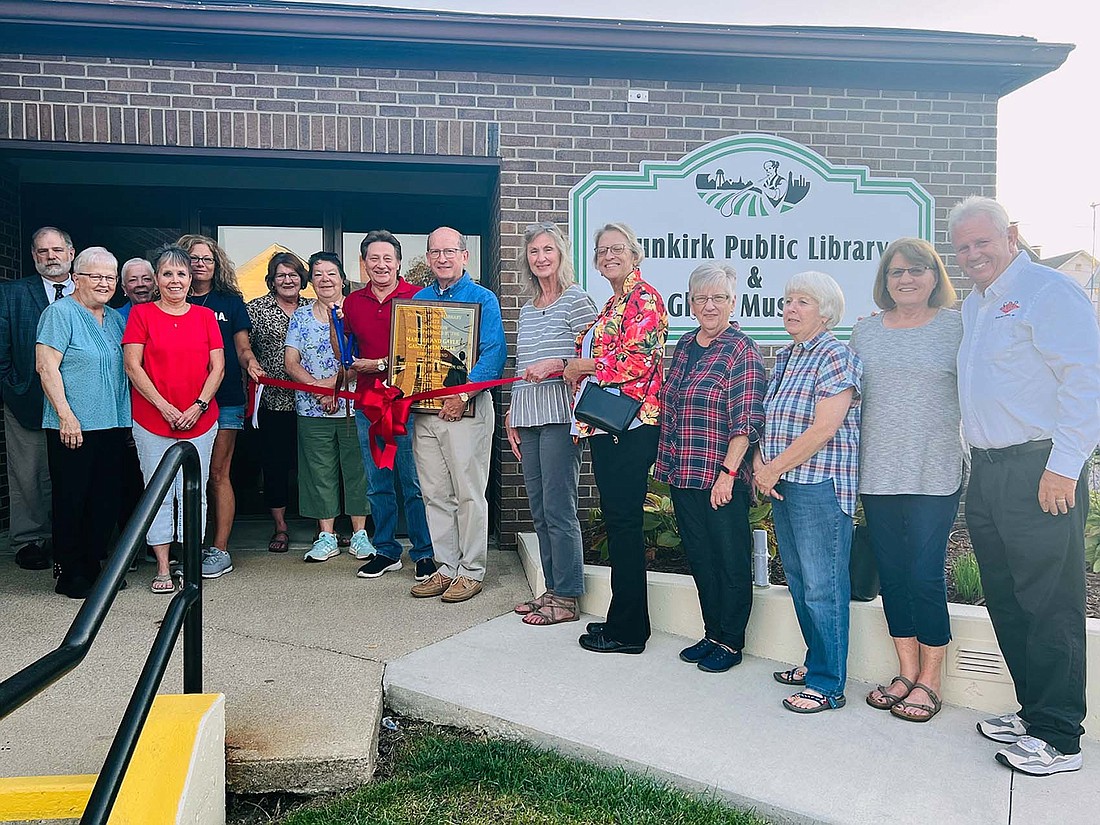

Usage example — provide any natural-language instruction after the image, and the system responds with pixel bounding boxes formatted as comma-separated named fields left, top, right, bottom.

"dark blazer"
left=0, top=275, right=50, bottom=429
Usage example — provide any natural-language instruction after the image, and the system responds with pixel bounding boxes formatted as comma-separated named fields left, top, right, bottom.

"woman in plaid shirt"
left=754, top=271, right=862, bottom=713
left=655, top=263, right=766, bottom=673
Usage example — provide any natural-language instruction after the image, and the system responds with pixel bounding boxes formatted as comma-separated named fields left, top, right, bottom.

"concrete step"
left=385, top=613, right=1100, bottom=825
left=1, top=521, right=531, bottom=794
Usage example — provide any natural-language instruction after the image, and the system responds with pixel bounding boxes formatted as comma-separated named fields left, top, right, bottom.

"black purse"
left=573, top=361, right=660, bottom=436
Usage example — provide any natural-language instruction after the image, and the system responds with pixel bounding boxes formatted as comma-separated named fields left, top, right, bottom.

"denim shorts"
left=217, top=404, right=246, bottom=431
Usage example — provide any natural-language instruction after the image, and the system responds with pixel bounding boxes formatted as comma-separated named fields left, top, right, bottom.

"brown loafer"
left=411, top=571, right=453, bottom=598
left=441, top=575, right=483, bottom=603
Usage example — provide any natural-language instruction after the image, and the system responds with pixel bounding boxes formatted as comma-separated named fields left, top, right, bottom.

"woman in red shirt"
left=123, top=245, right=225, bottom=593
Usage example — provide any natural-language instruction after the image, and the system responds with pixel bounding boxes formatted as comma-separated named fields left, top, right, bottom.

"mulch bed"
left=582, top=524, right=1100, bottom=620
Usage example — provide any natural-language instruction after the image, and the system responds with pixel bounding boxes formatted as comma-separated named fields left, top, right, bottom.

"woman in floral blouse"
left=246, top=251, right=309, bottom=553
left=564, top=222, right=668, bottom=655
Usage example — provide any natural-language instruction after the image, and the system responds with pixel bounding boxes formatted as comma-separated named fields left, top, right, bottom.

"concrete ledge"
left=519, top=532, right=1100, bottom=740
left=0, top=774, right=93, bottom=822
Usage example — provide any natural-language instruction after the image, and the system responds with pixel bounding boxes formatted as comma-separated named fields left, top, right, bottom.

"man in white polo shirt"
left=952, top=195, right=1100, bottom=776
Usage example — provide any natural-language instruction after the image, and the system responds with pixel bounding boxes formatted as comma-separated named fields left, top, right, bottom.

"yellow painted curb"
left=0, top=693, right=224, bottom=824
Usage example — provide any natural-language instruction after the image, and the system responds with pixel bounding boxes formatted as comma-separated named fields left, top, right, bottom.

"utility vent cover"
left=949, top=640, right=1011, bottom=684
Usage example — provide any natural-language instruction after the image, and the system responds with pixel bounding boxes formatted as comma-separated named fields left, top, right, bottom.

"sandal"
left=268, top=530, right=290, bottom=554
left=866, top=675, right=915, bottom=710
left=151, top=574, right=175, bottom=594
left=515, top=591, right=553, bottom=615
left=773, top=667, right=807, bottom=686
left=522, top=595, right=579, bottom=626
left=783, top=690, right=846, bottom=714
left=890, top=683, right=942, bottom=723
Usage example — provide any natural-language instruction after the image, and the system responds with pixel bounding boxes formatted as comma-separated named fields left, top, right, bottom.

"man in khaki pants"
left=409, top=227, right=506, bottom=603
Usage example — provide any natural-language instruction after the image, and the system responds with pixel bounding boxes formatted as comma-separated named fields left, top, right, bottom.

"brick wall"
left=0, top=55, right=999, bottom=546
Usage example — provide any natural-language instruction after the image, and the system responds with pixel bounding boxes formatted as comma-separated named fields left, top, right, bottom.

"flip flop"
left=890, top=683, right=942, bottom=723
left=151, top=574, right=175, bottom=594
left=773, top=667, right=807, bottom=686
left=268, top=530, right=290, bottom=554
left=866, top=675, right=915, bottom=710
left=783, top=691, right=846, bottom=714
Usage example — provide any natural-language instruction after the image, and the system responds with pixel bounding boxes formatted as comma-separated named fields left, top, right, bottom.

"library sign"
left=569, top=134, right=933, bottom=342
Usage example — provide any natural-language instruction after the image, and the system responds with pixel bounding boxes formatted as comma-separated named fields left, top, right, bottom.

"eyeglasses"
left=595, top=244, right=628, bottom=258
left=274, top=273, right=301, bottom=280
left=427, top=248, right=463, bottom=259
left=690, top=294, right=730, bottom=307
left=189, top=256, right=215, bottom=266
left=887, top=265, right=931, bottom=279
left=77, top=272, right=118, bottom=283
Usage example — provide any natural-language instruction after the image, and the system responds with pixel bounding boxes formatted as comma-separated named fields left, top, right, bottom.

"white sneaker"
left=996, top=736, right=1083, bottom=776
left=304, top=532, right=340, bottom=563
left=976, top=713, right=1028, bottom=744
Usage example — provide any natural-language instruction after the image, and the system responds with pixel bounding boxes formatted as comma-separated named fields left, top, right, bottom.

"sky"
left=308, top=0, right=1099, bottom=259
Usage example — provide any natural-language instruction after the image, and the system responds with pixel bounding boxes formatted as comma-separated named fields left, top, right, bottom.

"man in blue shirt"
left=409, top=227, right=505, bottom=603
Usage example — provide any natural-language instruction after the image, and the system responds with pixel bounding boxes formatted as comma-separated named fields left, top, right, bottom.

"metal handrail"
left=0, top=440, right=204, bottom=825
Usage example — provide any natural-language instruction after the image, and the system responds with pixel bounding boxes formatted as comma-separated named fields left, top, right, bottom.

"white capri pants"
left=131, top=421, right=217, bottom=547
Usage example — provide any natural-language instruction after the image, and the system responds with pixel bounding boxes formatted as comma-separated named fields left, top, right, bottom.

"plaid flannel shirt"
left=655, top=324, right=766, bottom=490
left=762, top=330, right=862, bottom=516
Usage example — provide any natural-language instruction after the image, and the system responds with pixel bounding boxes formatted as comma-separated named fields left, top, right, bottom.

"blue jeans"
left=354, top=411, right=433, bottom=562
left=861, top=490, right=961, bottom=646
left=772, top=479, right=853, bottom=699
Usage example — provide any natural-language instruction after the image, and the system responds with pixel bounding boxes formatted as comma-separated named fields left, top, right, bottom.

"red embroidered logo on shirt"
left=1000, top=301, right=1020, bottom=314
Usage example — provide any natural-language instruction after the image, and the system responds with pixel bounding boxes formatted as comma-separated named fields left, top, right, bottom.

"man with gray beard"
left=0, top=226, right=75, bottom=571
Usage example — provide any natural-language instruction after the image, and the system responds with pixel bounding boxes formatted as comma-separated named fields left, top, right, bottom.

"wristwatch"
left=194, top=398, right=210, bottom=413
left=377, top=357, right=388, bottom=372
left=719, top=464, right=734, bottom=476
left=458, top=392, right=470, bottom=403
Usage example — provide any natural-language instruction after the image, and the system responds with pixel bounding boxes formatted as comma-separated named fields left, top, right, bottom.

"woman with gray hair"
left=754, top=271, right=862, bottom=712
left=506, top=221, right=598, bottom=625
left=36, top=246, right=131, bottom=599
left=654, top=263, right=766, bottom=671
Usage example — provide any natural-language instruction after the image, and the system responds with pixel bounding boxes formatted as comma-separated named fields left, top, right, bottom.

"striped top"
left=511, top=285, right=598, bottom=427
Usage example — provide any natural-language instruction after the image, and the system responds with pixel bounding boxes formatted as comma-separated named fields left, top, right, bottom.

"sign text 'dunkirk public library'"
left=569, top=134, right=934, bottom=342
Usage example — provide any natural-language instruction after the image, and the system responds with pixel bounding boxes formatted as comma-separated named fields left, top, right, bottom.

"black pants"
left=48, top=428, right=125, bottom=584
left=116, top=429, right=145, bottom=540
left=965, top=443, right=1088, bottom=755
left=671, top=484, right=753, bottom=650
left=589, top=425, right=659, bottom=645
left=257, top=407, right=298, bottom=511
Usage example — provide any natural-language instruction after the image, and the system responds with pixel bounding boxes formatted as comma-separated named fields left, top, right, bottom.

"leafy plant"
left=952, top=552, right=984, bottom=602
left=1086, top=491, right=1100, bottom=573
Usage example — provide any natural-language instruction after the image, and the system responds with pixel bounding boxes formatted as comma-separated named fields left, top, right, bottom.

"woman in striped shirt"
left=506, top=221, right=597, bottom=625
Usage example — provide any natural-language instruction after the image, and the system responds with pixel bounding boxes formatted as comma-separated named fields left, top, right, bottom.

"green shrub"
left=1086, top=491, right=1100, bottom=574
left=952, top=552, right=984, bottom=601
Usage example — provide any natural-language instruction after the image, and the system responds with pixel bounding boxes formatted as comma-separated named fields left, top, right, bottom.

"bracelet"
left=719, top=464, right=734, bottom=476
left=194, top=398, right=209, bottom=413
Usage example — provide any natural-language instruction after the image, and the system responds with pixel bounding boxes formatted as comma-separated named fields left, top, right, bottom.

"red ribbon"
left=249, top=372, right=558, bottom=469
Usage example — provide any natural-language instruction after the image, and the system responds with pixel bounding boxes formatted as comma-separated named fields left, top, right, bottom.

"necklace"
left=192, top=290, right=212, bottom=307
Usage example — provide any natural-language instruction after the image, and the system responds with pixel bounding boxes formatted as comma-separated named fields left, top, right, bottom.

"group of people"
left=507, top=198, right=1098, bottom=778
left=3, top=194, right=1097, bottom=777
left=1, top=224, right=505, bottom=609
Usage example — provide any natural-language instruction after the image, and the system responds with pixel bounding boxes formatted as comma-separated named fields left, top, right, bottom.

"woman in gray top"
left=849, top=237, right=963, bottom=724
left=506, top=221, right=598, bottom=625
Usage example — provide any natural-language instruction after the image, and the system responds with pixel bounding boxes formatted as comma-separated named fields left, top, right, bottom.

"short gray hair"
left=947, top=196, right=1011, bottom=239
left=592, top=222, right=644, bottom=268
left=121, top=257, right=153, bottom=279
left=428, top=226, right=467, bottom=252
left=687, top=262, right=738, bottom=302
left=72, top=246, right=118, bottom=275
left=784, top=271, right=845, bottom=329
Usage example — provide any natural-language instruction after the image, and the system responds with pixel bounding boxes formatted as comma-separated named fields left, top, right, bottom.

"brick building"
left=0, top=1, right=1070, bottom=544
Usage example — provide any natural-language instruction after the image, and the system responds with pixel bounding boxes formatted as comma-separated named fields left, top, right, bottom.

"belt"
left=970, top=439, right=1052, bottom=463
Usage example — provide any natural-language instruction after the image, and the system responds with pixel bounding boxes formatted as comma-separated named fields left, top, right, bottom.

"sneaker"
left=305, top=532, right=340, bottom=563
left=977, top=713, right=1028, bottom=744
left=411, top=571, right=453, bottom=598
left=697, top=645, right=743, bottom=673
left=995, top=736, right=1083, bottom=776
left=348, top=529, right=377, bottom=560
left=414, top=557, right=437, bottom=582
left=679, top=638, right=717, bottom=663
left=201, top=547, right=233, bottom=579
left=441, top=575, right=483, bottom=603
left=357, top=555, right=402, bottom=578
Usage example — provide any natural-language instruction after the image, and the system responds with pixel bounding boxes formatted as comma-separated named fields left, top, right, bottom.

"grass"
left=951, top=551, right=984, bottom=601
left=280, top=725, right=768, bottom=825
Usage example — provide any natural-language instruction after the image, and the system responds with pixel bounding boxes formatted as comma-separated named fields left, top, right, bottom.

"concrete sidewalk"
left=385, top=613, right=1100, bottom=825
left=0, top=521, right=530, bottom=793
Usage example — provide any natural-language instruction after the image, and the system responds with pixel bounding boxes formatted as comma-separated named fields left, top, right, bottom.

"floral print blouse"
left=575, top=269, right=668, bottom=435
